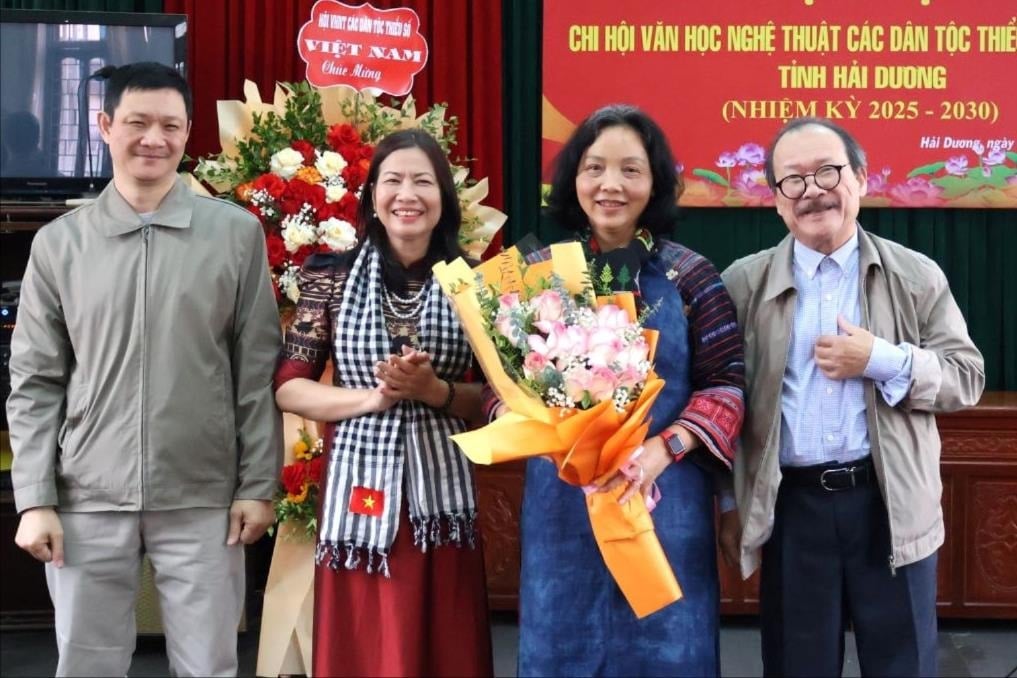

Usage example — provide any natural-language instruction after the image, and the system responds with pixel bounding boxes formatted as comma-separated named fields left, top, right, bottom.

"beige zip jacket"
left=722, top=228, right=984, bottom=578
left=7, top=178, right=283, bottom=513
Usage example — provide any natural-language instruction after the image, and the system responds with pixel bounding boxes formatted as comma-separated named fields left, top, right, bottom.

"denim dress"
left=517, top=254, right=720, bottom=677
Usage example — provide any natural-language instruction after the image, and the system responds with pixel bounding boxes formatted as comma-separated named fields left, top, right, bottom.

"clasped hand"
left=814, top=314, right=874, bottom=380
left=374, top=344, right=440, bottom=403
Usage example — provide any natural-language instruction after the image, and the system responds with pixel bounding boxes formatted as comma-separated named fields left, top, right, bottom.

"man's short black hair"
left=764, top=117, right=867, bottom=189
left=102, top=62, right=192, bottom=121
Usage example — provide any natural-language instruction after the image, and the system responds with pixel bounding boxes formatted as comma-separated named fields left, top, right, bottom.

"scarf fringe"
left=316, top=541, right=392, bottom=578
left=410, top=511, right=478, bottom=551
left=314, top=513, right=476, bottom=577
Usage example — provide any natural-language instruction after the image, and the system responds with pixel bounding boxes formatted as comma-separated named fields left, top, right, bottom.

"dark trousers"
left=760, top=470, right=939, bottom=677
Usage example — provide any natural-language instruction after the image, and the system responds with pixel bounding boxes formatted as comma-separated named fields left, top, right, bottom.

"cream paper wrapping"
left=255, top=412, right=318, bottom=677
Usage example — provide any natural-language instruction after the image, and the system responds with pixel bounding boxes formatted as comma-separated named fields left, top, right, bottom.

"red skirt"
left=312, top=509, right=494, bottom=678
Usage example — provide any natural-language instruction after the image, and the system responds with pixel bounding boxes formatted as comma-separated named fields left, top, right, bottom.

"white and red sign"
left=298, top=1, right=428, bottom=95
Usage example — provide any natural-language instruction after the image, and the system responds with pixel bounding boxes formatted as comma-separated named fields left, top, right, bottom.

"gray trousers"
left=45, top=508, right=245, bottom=677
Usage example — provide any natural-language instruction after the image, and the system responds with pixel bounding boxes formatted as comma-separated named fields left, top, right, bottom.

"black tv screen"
left=0, top=9, right=187, bottom=200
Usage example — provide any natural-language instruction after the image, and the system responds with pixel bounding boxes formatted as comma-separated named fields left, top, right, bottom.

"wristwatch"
left=660, top=428, right=688, bottom=462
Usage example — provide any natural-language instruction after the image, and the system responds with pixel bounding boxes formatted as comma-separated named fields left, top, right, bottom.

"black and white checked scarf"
left=316, top=242, right=477, bottom=576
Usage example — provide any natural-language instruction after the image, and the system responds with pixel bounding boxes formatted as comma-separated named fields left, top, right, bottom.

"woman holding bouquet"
left=273, top=129, right=493, bottom=677
left=500, top=104, right=745, bottom=676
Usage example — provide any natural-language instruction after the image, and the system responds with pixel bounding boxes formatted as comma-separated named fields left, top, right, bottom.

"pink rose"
left=615, top=337, right=650, bottom=369
left=596, top=304, right=630, bottom=330
left=523, top=351, right=550, bottom=379
left=530, top=290, right=564, bottom=323
left=559, top=325, right=590, bottom=360
left=498, top=292, right=521, bottom=311
left=563, top=366, right=617, bottom=405
left=563, top=368, right=592, bottom=404
left=494, top=293, right=523, bottom=343
left=616, top=366, right=644, bottom=391
left=529, top=322, right=587, bottom=361
left=587, top=366, right=619, bottom=402
left=587, top=329, right=623, bottom=368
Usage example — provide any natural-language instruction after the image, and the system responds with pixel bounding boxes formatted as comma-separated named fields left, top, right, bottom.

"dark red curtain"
left=163, top=0, right=503, bottom=210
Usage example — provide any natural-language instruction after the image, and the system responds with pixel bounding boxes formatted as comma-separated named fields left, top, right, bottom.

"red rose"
left=327, top=123, right=360, bottom=151
left=316, top=201, right=342, bottom=223
left=306, top=455, right=326, bottom=484
left=279, top=179, right=326, bottom=216
left=281, top=464, right=305, bottom=495
left=265, top=232, right=287, bottom=269
left=341, top=163, right=368, bottom=193
left=337, top=192, right=360, bottom=223
left=254, top=173, right=287, bottom=199
left=291, top=244, right=315, bottom=267
left=357, top=145, right=374, bottom=162
left=291, top=139, right=316, bottom=166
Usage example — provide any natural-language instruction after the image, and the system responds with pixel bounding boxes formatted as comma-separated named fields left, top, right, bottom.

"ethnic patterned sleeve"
left=665, top=244, right=746, bottom=471
left=273, top=259, right=348, bottom=390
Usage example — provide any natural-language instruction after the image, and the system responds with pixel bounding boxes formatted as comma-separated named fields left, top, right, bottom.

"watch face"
left=665, top=433, right=686, bottom=456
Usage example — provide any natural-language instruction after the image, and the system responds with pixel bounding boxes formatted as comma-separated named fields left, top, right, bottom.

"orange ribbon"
left=434, top=243, right=683, bottom=618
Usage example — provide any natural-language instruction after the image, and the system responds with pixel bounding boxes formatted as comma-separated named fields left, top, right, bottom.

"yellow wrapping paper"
left=434, top=242, right=682, bottom=618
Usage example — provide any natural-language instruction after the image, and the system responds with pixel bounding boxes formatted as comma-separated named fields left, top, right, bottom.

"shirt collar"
left=793, top=228, right=859, bottom=279
left=94, top=176, right=193, bottom=237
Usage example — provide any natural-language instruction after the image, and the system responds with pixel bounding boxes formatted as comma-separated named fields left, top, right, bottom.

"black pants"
left=760, top=470, right=938, bottom=677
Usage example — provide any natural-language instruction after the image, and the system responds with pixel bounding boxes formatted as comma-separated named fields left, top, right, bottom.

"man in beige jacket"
left=7, top=62, right=283, bottom=676
left=722, top=117, right=984, bottom=677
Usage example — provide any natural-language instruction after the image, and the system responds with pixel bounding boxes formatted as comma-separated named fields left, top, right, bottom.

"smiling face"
left=371, top=146, right=442, bottom=253
left=575, top=125, right=653, bottom=251
left=97, top=87, right=190, bottom=192
left=771, top=124, right=867, bottom=254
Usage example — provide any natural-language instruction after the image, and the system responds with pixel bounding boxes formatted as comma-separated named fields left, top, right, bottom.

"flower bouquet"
left=433, top=242, right=682, bottom=618
left=256, top=417, right=322, bottom=677
left=270, top=427, right=325, bottom=540
left=190, top=80, right=505, bottom=313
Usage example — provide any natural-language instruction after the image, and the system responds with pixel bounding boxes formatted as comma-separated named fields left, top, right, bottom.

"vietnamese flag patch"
left=349, top=486, right=385, bottom=517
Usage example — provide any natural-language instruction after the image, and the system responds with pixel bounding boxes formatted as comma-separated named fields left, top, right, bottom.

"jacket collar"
left=765, top=224, right=882, bottom=301
left=856, top=225, right=884, bottom=275
left=94, top=176, right=194, bottom=237
left=763, top=234, right=796, bottom=301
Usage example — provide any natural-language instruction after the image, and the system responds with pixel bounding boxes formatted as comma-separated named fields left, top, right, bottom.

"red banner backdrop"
left=542, top=0, right=1017, bottom=208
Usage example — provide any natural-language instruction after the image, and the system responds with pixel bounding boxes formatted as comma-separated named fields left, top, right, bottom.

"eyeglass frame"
left=774, top=163, right=850, bottom=200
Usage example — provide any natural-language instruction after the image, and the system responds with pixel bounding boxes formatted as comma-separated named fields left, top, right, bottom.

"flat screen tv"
left=0, top=9, right=187, bottom=200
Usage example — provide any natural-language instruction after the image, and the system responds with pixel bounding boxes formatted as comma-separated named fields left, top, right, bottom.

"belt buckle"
left=820, top=466, right=857, bottom=491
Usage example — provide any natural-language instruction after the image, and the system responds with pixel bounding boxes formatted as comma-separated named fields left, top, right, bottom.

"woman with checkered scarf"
left=273, top=129, right=493, bottom=677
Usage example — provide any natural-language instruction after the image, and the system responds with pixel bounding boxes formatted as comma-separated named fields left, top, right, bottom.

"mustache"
left=795, top=196, right=839, bottom=216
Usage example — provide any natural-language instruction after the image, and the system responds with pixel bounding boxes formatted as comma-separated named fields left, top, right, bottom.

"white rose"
left=281, top=214, right=318, bottom=252
left=325, top=182, right=348, bottom=203
left=318, top=217, right=357, bottom=252
left=270, top=147, right=305, bottom=179
left=278, top=267, right=301, bottom=303
left=315, top=150, right=348, bottom=179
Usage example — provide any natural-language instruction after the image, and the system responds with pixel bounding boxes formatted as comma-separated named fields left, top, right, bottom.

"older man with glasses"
left=721, top=117, right=984, bottom=677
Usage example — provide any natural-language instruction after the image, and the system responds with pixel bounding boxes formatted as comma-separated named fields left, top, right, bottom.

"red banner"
left=543, top=1, right=1017, bottom=208
left=298, top=1, right=427, bottom=96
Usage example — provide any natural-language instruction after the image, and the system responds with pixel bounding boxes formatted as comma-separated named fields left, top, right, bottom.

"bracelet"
left=435, top=379, right=456, bottom=413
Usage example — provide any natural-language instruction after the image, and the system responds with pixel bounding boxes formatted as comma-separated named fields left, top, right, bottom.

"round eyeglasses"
left=774, top=164, right=848, bottom=200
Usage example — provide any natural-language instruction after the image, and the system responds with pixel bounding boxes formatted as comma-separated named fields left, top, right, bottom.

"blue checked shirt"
left=780, top=231, right=913, bottom=467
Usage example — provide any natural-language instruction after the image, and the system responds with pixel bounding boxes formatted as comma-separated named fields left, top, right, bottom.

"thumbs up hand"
left=814, top=314, right=874, bottom=380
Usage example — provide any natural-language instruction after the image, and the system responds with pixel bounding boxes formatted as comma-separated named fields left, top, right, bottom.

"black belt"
left=781, top=457, right=874, bottom=492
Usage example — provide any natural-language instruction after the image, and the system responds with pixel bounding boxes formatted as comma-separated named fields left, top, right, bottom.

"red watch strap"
left=660, top=428, right=687, bottom=462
